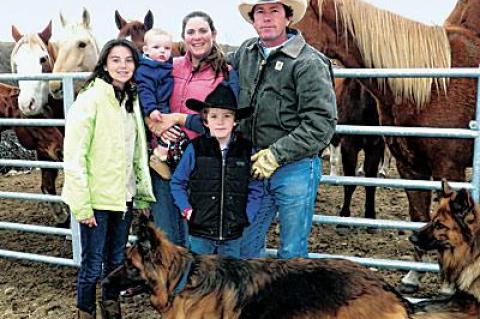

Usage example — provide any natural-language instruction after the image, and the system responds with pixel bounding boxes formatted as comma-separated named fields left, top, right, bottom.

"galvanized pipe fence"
left=1, top=68, right=480, bottom=273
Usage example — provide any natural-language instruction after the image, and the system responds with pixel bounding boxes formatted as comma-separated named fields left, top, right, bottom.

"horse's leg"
left=41, top=168, right=69, bottom=227
left=336, top=138, right=359, bottom=235
left=378, top=146, right=393, bottom=178
left=363, top=139, right=384, bottom=234
left=329, top=143, right=341, bottom=176
left=395, top=159, right=432, bottom=294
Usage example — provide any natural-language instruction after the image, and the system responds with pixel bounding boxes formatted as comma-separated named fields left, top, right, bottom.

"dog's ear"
left=452, top=189, right=475, bottom=222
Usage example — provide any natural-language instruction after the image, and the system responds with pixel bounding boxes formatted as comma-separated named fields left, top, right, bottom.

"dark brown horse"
left=333, top=78, right=385, bottom=232
left=295, top=0, right=480, bottom=292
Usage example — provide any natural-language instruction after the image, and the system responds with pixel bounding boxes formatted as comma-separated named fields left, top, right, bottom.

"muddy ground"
left=0, top=159, right=443, bottom=318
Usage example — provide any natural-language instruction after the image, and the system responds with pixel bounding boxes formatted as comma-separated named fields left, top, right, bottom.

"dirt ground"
left=0, top=159, right=443, bottom=318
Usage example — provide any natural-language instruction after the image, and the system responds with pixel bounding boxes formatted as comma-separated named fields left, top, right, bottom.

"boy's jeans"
left=150, top=171, right=188, bottom=247
left=190, top=235, right=241, bottom=258
left=76, top=208, right=133, bottom=314
left=240, top=156, right=321, bottom=259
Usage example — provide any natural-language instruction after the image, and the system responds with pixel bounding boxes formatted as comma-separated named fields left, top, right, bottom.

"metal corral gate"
left=1, top=68, right=480, bottom=272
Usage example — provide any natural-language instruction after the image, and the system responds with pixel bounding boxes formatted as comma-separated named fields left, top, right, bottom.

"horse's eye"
left=39, top=56, right=47, bottom=64
left=78, top=42, right=87, bottom=48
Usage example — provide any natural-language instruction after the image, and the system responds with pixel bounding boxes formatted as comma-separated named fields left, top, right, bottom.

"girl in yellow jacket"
left=62, top=38, right=155, bottom=319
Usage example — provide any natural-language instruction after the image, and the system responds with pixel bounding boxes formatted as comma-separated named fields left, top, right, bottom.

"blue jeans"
left=190, top=235, right=241, bottom=258
left=150, top=171, right=188, bottom=247
left=76, top=208, right=133, bottom=314
left=240, top=156, right=321, bottom=259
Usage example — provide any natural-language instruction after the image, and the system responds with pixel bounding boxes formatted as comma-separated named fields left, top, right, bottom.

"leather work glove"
left=251, top=149, right=280, bottom=180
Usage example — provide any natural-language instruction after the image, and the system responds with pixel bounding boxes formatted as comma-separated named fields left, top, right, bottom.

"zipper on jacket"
left=250, top=59, right=267, bottom=146
left=219, top=156, right=226, bottom=240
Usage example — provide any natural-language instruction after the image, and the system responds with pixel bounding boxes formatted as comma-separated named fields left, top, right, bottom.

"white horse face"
left=11, top=40, right=52, bottom=115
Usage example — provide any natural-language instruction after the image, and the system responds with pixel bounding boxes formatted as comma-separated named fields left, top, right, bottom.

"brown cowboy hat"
left=238, top=0, right=308, bottom=25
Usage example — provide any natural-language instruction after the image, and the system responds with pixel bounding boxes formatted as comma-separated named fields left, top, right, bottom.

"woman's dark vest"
left=188, top=134, right=252, bottom=240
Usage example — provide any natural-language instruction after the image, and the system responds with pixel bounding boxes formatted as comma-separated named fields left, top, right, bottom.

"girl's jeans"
left=76, top=208, right=133, bottom=314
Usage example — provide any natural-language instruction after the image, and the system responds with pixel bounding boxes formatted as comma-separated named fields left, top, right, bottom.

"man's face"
left=252, top=3, right=290, bottom=47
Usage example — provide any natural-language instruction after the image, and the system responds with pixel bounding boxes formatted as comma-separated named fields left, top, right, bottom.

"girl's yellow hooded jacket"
left=62, top=78, right=155, bottom=220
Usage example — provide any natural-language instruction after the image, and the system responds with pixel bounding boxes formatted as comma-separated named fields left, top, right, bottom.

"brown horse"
left=114, top=10, right=185, bottom=56
left=115, top=10, right=153, bottom=52
left=444, top=0, right=480, bottom=35
left=6, top=24, right=67, bottom=225
left=0, top=83, right=65, bottom=223
left=295, top=0, right=480, bottom=292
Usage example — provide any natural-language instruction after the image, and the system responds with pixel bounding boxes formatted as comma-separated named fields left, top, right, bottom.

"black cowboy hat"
left=186, top=83, right=253, bottom=120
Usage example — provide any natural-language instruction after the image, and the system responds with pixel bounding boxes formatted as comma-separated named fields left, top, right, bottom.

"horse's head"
left=10, top=21, right=55, bottom=116
left=444, top=0, right=480, bottom=35
left=49, top=8, right=99, bottom=99
left=115, top=10, right=154, bottom=52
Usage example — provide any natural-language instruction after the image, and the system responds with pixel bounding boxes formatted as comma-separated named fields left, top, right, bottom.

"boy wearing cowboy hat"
left=231, top=0, right=337, bottom=259
left=170, top=82, right=263, bottom=258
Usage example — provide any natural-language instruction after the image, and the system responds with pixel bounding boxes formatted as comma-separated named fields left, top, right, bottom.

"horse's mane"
left=317, top=0, right=451, bottom=107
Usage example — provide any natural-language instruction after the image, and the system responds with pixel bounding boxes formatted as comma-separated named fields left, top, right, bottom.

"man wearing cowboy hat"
left=230, top=0, right=337, bottom=259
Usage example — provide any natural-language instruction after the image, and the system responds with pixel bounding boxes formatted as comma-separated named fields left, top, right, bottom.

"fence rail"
left=1, top=68, right=479, bottom=272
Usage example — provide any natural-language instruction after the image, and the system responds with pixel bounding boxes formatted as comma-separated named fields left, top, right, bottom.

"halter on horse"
left=10, top=21, right=56, bottom=115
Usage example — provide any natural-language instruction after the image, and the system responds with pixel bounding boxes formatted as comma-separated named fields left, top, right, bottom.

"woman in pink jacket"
left=147, top=11, right=239, bottom=247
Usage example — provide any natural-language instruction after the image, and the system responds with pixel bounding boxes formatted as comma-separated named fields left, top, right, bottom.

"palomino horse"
left=295, top=0, right=480, bottom=292
left=114, top=10, right=186, bottom=56
left=49, top=8, right=99, bottom=99
left=115, top=10, right=153, bottom=52
left=10, top=21, right=56, bottom=116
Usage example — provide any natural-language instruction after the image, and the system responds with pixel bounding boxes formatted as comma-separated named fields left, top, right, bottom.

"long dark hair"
left=181, top=11, right=229, bottom=80
left=84, top=38, right=139, bottom=112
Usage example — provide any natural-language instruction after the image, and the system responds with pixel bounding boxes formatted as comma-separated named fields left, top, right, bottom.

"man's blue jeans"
left=240, top=156, right=321, bottom=259
left=76, top=209, right=133, bottom=314
left=190, top=235, right=241, bottom=258
left=150, top=171, right=188, bottom=247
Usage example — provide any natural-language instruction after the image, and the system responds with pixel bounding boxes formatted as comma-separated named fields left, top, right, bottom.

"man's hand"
left=135, top=208, right=151, bottom=218
left=251, top=149, right=280, bottom=180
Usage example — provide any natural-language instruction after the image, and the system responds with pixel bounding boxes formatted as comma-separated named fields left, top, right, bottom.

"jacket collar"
left=247, top=28, right=306, bottom=59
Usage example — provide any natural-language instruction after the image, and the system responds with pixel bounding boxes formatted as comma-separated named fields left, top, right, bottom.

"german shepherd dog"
left=103, top=216, right=413, bottom=319
left=103, top=214, right=478, bottom=319
left=409, top=179, right=480, bottom=319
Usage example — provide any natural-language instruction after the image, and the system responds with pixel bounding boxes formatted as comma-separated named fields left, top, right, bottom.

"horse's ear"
left=441, top=178, right=455, bottom=198
left=59, top=12, right=68, bottom=28
left=82, top=8, right=91, bottom=28
left=144, top=10, right=154, bottom=31
left=115, top=10, right=127, bottom=30
left=11, top=25, right=22, bottom=42
left=38, top=20, right=52, bottom=45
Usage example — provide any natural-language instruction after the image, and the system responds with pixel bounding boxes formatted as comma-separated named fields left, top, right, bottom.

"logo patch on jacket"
left=275, top=61, right=284, bottom=71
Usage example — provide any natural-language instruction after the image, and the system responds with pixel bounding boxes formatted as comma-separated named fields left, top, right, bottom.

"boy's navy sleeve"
left=135, top=66, right=159, bottom=116
left=156, top=71, right=173, bottom=114
left=246, top=179, right=263, bottom=223
left=170, top=144, right=195, bottom=212
left=185, top=114, right=205, bottom=134
left=245, top=146, right=264, bottom=222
